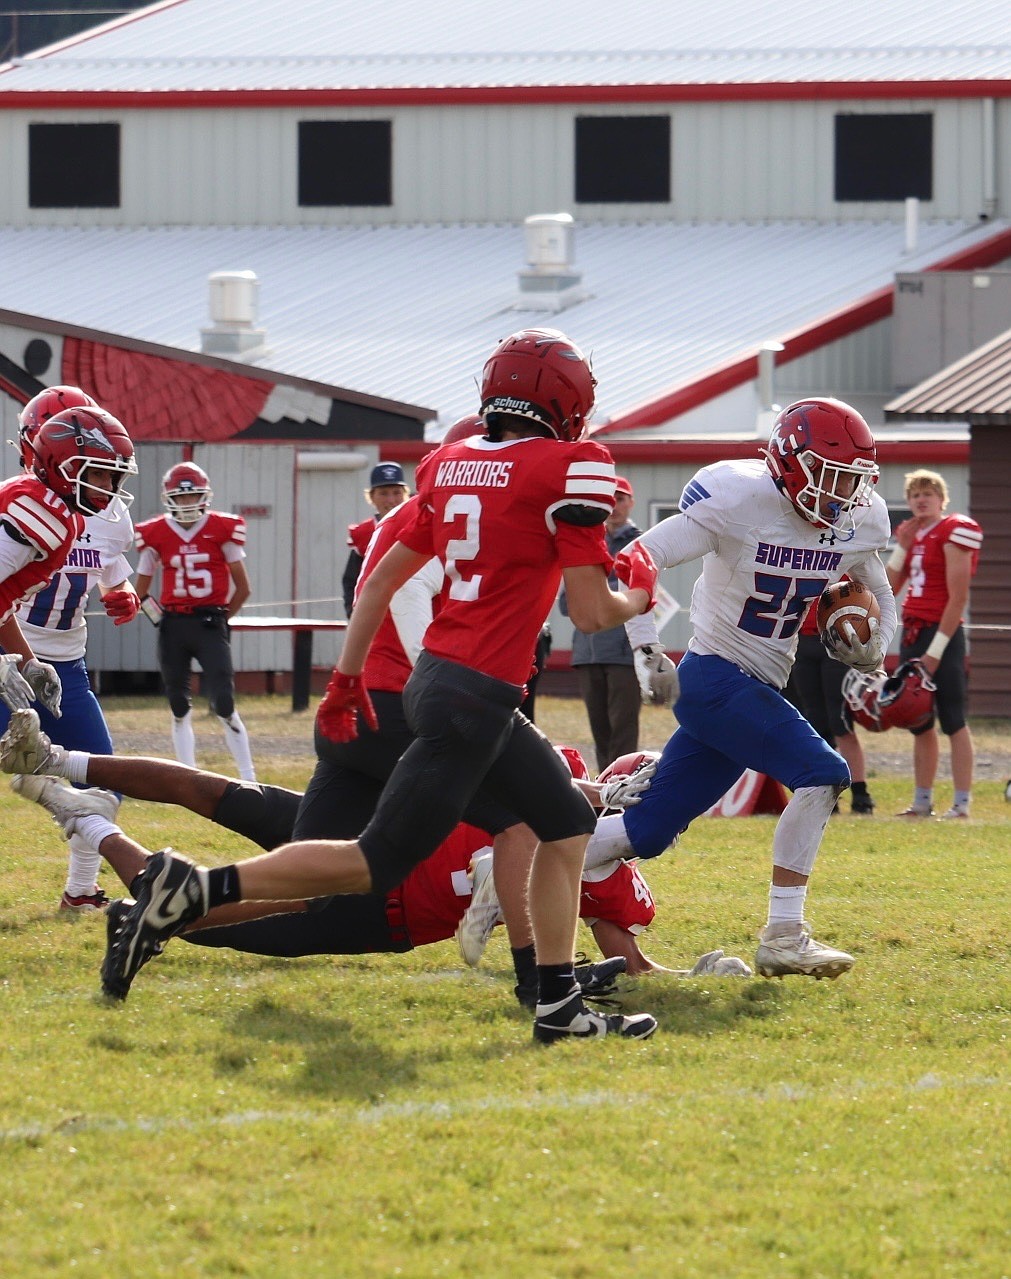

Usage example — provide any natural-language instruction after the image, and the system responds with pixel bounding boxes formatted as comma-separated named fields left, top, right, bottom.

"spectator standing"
left=134, top=463, right=256, bottom=781
left=785, top=596, right=875, bottom=815
left=560, top=475, right=642, bottom=771
left=341, top=462, right=410, bottom=617
left=886, top=469, right=983, bottom=820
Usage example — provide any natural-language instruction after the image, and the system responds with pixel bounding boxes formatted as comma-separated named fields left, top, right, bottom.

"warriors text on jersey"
left=398, top=434, right=615, bottom=685
left=0, top=475, right=83, bottom=623
left=398, top=822, right=655, bottom=947
left=135, top=511, right=246, bottom=609
left=898, top=514, right=983, bottom=626
left=17, top=499, right=134, bottom=660
left=638, top=459, right=893, bottom=690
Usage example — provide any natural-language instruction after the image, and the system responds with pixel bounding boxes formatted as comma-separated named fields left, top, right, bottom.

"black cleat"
left=533, top=991, right=657, bottom=1044
left=100, top=849, right=209, bottom=1001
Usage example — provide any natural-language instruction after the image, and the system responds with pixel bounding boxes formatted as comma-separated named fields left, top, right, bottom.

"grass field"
left=1, top=697, right=1009, bottom=1278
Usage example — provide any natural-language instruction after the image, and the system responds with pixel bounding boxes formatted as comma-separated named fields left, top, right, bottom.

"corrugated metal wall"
left=1, top=97, right=1006, bottom=227
left=966, top=427, right=1010, bottom=717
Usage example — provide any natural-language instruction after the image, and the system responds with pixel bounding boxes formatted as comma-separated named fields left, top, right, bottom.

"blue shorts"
left=624, top=652, right=849, bottom=860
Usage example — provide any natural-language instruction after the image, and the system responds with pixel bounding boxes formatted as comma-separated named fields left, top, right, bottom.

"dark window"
left=298, top=120, right=392, bottom=206
left=834, top=113, right=933, bottom=202
left=575, top=115, right=670, bottom=204
left=29, top=122, right=120, bottom=208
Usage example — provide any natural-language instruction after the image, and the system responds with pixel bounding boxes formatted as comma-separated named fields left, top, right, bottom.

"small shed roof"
left=885, top=326, right=1011, bottom=425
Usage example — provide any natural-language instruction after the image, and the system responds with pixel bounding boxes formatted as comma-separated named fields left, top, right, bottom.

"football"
left=816, top=579, right=880, bottom=646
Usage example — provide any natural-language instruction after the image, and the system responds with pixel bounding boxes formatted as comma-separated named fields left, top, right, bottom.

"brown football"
left=816, top=580, right=880, bottom=645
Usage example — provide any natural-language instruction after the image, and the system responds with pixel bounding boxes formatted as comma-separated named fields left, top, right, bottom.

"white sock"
left=766, top=884, right=807, bottom=930
left=64, top=831, right=103, bottom=897
left=74, top=815, right=122, bottom=852
left=582, top=812, right=633, bottom=869
left=219, top=713, right=256, bottom=782
left=171, top=712, right=197, bottom=768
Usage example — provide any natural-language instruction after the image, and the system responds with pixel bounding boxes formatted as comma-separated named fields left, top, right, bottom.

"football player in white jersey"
left=0, top=388, right=140, bottom=911
left=588, top=397, right=896, bottom=980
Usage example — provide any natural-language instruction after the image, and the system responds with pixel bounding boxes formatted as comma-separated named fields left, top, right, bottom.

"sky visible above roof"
left=2, top=0, right=1011, bottom=91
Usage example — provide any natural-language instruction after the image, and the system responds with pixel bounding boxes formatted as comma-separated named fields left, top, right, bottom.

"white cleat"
left=0, top=708, right=63, bottom=776
left=11, top=774, right=120, bottom=839
left=454, top=852, right=502, bottom=967
left=755, top=923, right=854, bottom=980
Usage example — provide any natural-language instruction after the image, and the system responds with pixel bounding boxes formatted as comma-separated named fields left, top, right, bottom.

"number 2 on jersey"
left=443, top=494, right=483, bottom=602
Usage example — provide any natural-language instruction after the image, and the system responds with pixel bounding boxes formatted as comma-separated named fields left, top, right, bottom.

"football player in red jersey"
left=887, top=468, right=984, bottom=819
left=101, top=329, right=663, bottom=1042
left=341, top=461, right=411, bottom=618
left=134, top=463, right=256, bottom=782
left=0, top=407, right=136, bottom=721
left=4, top=711, right=752, bottom=988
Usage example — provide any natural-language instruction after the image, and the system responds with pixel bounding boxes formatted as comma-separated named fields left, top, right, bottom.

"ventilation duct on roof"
left=513, top=213, right=588, bottom=313
left=200, top=270, right=267, bottom=359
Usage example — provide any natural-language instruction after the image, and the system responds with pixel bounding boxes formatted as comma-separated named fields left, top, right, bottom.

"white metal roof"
left=2, top=0, right=1011, bottom=92
left=1, top=217, right=1006, bottom=431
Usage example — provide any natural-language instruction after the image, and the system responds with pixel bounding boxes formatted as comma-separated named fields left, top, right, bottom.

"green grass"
left=0, top=698, right=1009, bottom=1278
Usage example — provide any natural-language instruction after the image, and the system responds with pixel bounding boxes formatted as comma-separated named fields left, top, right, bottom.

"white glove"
left=21, top=657, right=62, bottom=717
left=633, top=644, right=679, bottom=706
left=688, top=949, right=754, bottom=978
left=597, top=758, right=658, bottom=809
left=0, top=654, right=34, bottom=712
left=823, top=616, right=885, bottom=674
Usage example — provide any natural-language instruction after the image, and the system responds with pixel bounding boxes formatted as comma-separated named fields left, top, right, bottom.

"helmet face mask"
left=162, top=462, right=213, bottom=524
left=479, top=328, right=596, bottom=444
left=763, top=398, right=879, bottom=538
left=842, top=662, right=936, bottom=733
left=30, top=407, right=136, bottom=519
left=17, top=385, right=97, bottom=471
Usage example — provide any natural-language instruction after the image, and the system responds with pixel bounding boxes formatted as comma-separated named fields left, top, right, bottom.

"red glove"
left=316, top=672, right=379, bottom=743
left=614, top=543, right=659, bottom=612
left=103, top=590, right=140, bottom=626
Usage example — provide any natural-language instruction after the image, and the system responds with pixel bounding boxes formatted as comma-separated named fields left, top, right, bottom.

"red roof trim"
left=597, top=226, right=1011, bottom=436
left=2, top=80, right=1011, bottom=107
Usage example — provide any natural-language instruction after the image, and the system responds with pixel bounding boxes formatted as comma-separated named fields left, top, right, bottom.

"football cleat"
left=896, top=806, right=934, bottom=819
left=755, top=923, right=854, bottom=980
left=851, top=790, right=875, bottom=815
left=533, top=991, right=657, bottom=1044
left=11, top=773, right=119, bottom=838
left=0, top=708, right=64, bottom=776
left=454, top=853, right=500, bottom=967
left=937, top=807, right=969, bottom=821
left=514, top=956, right=629, bottom=1009
left=60, top=887, right=110, bottom=914
left=100, top=849, right=210, bottom=1001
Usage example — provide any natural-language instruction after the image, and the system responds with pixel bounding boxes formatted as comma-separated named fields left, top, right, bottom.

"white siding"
left=2, top=98, right=1009, bottom=227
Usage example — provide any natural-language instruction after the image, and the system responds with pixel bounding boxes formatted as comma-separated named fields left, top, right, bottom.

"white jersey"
left=16, top=498, right=134, bottom=661
left=628, top=459, right=894, bottom=690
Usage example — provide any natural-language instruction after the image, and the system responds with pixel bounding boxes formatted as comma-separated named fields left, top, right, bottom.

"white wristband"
left=887, top=545, right=907, bottom=571
left=925, top=631, right=950, bottom=662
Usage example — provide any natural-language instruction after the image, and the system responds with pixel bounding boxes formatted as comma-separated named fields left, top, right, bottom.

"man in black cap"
left=341, top=461, right=411, bottom=617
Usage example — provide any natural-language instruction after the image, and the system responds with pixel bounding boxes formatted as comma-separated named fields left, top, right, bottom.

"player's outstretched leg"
left=101, top=849, right=209, bottom=1001
left=12, top=773, right=120, bottom=835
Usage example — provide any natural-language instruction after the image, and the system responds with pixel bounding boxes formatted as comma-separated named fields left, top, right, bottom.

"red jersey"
left=135, top=511, right=246, bottom=609
left=399, top=435, right=614, bottom=684
left=356, top=497, right=441, bottom=694
left=0, top=475, right=82, bottom=622
left=347, top=517, right=376, bottom=558
left=398, top=824, right=654, bottom=947
left=899, top=514, right=983, bottom=625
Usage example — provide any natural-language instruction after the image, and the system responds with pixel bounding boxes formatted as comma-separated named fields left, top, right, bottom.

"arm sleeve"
left=389, top=558, right=443, bottom=666
left=0, top=525, right=36, bottom=579
left=99, top=553, right=134, bottom=589
left=624, top=515, right=718, bottom=649
left=136, top=546, right=159, bottom=576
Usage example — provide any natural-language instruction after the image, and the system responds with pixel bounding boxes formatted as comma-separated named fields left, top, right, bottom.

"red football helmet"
left=842, top=661, right=936, bottom=733
left=480, top=328, right=596, bottom=443
left=555, top=745, right=590, bottom=781
left=596, top=750, right=661, bottom=785
left=762, top=398, right=878, bottom=537
left=17, top=385, right=97, bottom=469
left=163, top=462, right=213, bottom=524
left=30, top=406, right=136, bottom=517
left=440, top=413, right=485, bottom=446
